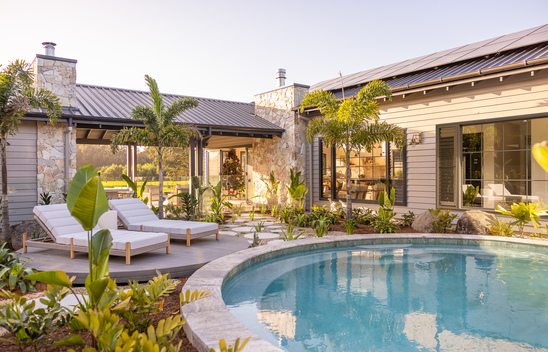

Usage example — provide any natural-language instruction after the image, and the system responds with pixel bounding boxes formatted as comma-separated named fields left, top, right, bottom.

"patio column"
left=197, top=138, right=203, bottom=177
left=126, top=144, right=134, bottom=181
left=189, top=137, right=196, bottom=179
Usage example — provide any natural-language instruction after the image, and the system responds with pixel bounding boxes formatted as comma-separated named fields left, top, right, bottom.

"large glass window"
left=439, top=117, right=548, bottom=210
left=320, top=141, right=406, bottom=204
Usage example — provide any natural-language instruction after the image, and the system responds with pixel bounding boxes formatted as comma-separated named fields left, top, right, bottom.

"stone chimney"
left=32, top=42, right=78, bottom=107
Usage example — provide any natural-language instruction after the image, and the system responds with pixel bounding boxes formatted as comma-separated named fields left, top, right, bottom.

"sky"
left=1, top=0, right=547, bottom=103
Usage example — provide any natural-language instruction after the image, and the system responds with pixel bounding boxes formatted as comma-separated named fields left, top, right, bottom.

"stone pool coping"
left=181, top=233, right=548, bottom=352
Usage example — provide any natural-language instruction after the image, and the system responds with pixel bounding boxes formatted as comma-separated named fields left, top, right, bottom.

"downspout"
left=64, top=118, right=73, bottom=193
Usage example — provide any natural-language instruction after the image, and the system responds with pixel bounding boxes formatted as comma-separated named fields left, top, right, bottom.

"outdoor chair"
left=487, top=183, right=540, bottom=204
left=109, top=198, right=219, bottom=247
left=24, top=204, right=170, bottom=265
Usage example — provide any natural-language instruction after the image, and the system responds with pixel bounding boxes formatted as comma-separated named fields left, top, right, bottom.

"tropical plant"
left=0, top=258, right=36, bottom=293
left=0, top=60, right=62, bottom=246
left=428, top=208, right=457, bottom=234
left=210, top=337, right=250, bottom=352
left=0, top=241, right=19, bottom=267
left=372, top=217, right=399, bottom=234
left=301, top=80, right=405, bottom=220
left=401, top=211, right=415, bottom=228
left=279, top=207, right=292, bottom=223
left=192, top=175, right=209, bottom=219
left=311, top=216, right=329, bottom=237
left=39, top=192, right=52, bottom=205
left=222, top=149, right=245, bottom=192
left=287, top=168, right=308, bottom=211
left=250, top=233, right=260, bottom=247
left=281, top=222, right=307, bottom=241
left=111, top=75, right=199, bottom=219
left=488, top=217, right=514, bottom=237
left=260, top=203, right=266, bottom=215
left=209, top=181, right=233, bottom=223
left=263, top=171, right=280, bottom=214
left=0, top=284, right=73, bottom=351
left=122, top=174, right=148, bottom=204
left=344, top=217, right=359, bottom=235
left=496, top=202, right=548, bottom=238
left=168, top=192, right=198, bottom=220
left=253, top=221, right=265, bottom=233
left=293, top=213, right=309, bottom=227
left=378, top=188, right=396, bottom=222
left=463, top=185, right=480, bottom=207
left=249, top=207, right=256, bottom=221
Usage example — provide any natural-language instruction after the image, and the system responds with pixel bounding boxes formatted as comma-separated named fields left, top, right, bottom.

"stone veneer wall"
left=37, top=122, right=76, bottom=203
left=32, top=55, right=78, bottom=107
left=252, top=84, right=309, bottom=206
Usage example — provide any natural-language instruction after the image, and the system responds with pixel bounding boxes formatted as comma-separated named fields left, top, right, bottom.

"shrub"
left=281, top=223, right=309, bottom=241
left=429, top=209, right=457, bottom=233
left=401, top=211, right=415, bottom=227
left=344, top=217, right=359, bottom=235
left=311, top=216, right=330, bottom=237
left=0, top=257, right=36, bottom=293
left=496, top=202, right=548, bottom=238
left=488, top=217, right=514, bottom=237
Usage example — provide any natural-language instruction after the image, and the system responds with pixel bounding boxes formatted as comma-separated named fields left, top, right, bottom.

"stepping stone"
left=223, top=224, right=240, bottom=228
left=219, top=231, right=238, bottom=236
left=268, top=240, right=286, bottom=245
left=244, top=232, right=279, bottom=240
left=244, top=221, right=275, bottom=226
left=271, top=229, right=285, bottom=233
left=266, top=225, right=282, bottom=229
left=232, top=226, right=254, bottom=232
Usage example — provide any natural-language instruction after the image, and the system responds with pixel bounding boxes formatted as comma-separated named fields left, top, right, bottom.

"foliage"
left=301, top=80, right=405, bottom=220
left=377, top=188, right=396, bottom=222
left=260, top=203, right=266, bottom=215
left=463, top=185, right=480, bottom=207
left=401, top=211, right=415, bottom=227
left=192, top=175, right=209, bottom=219
left=287, top=169, right=308, bottom=211
left=428, top=209, right=457, bottom=234
left=209, top=181, right=233, bottom=223
left=532, top=141, right=548, bottom=173
left=279, top=207, right=292, bottom=223
left=344, top=217, right=359, bottom=235
left=122, top=174, right=149, bottom=204
left=372, top=217, right=399, bottom=234
left=249, top=207, right=255, bottom=221
left=0, top=258, right=36, bottom=293
left=0, top=285, right=73, bottom=350
left=0, top=59, right=62, bottom=246
left=110, top=75, right=199, bottom=219
left=280, top=222, right=309, bottom=241
left=222, top=149, right=245, bottom=191
left=168, top=192, right=197, bottom=220
left=488, top=217, right=514, bottom=237
left=496, top=202, right=548, bottom=238
left=253, top=221, right=265, bottom=233
left=114, top=272, right=177, bottom=334
left=262, top=171, right=280, bottom=213
left=39, top=192, right=52, bottom=205
left=180, top=288, right=212, bottom=307
left=210, top=337, right=250, bottom=352
left=293, top=213, right=309, bottom=227
left=250, top=233, right=260, bottom=247
left=311, top=216, right=329, bottom=237
left=0, top=241, right=19, bottom=267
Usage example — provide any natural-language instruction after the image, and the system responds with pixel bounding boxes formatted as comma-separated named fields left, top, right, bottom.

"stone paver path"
left=243, top=232, right=279, bottom=240
left=232, top=226, right=254, bottom=232
left=219, top=230, right=238, bottom=236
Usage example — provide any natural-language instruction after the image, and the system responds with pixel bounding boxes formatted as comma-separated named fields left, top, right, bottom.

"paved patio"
left=18, top=235, right=249, bottom=284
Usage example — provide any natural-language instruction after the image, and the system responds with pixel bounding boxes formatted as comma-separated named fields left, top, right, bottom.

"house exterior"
left=5, top=25, right=548, bottom=224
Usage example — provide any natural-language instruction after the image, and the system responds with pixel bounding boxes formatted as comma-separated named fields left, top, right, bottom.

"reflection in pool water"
left=222, top=245, right=548, bottom=351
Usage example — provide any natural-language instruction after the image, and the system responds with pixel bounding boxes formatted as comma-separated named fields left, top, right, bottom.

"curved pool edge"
left=180, top=233, right=548, bottom=352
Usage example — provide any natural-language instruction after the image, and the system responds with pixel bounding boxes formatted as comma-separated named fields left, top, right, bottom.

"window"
left=320, top=141, right=406, bottom=205
left=438, top=117, right=548, bottom=210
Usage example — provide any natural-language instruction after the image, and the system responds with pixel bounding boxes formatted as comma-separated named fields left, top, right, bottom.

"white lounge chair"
left=24, top=204, right=170, bottom=265
left=109, top=198, right=219, bottom=247
left=487, top=183, right=540, bottom=204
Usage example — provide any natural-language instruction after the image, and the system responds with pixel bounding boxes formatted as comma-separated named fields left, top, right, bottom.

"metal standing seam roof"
left=312, top=24, right=548, bottom=93
left=72, top=84, right=284, bottom=132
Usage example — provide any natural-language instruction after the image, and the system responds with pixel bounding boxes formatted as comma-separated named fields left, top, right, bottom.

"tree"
left=301, top=80, right=405, bottom=220
left=0, top=60, right=61, bottom=245
left=222, top=149, right=244, bottom=192
left=110, top=75, right=198, bottom=219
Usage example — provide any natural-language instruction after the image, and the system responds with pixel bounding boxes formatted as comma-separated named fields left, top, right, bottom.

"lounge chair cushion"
left=108, top=198, right=158, bottom=225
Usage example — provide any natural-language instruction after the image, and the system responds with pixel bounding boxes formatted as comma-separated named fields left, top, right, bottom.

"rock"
left=456, top=210, right=495, bottom=235
left=412, top=211, right=436, bottom=233
left=9, top=220, right=45, bottom=250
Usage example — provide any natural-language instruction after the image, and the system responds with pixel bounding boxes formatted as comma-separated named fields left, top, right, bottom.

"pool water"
left=222, top=244, right=548, bottom=351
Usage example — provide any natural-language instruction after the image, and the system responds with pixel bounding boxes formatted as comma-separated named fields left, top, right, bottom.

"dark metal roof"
left=70, top=84, right=284, bottom=132
left=313, top=24, right=548, bottom=93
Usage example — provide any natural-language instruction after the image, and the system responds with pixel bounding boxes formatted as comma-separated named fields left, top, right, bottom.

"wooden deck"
left=18, top=235, right=249, bottom=284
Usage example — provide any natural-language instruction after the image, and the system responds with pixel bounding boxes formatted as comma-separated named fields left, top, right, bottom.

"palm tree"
left=301, top=80, right=405, bottom=220
left=0, top=60, right=62, bottom=245
left=110, top=75, right=198, bottom=219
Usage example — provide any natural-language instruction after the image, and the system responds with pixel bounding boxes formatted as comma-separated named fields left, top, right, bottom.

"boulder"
left=412, top=211, right=436, bottom=233
left=456, top=210, right=495, bottom=235
left=9, top=220, right=45, bottom=250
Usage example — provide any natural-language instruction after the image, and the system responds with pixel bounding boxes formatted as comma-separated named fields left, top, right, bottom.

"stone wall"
left=32, top=55, right=78, bottom=108
left=37, top=122, right=76, bottom=203
left=251, top=84, right=310, bottom=206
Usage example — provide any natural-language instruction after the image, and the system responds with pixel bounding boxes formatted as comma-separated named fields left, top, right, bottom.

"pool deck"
left=180, top=233, right=548, bottom=352
left=18, top=235, right=249, bottom=284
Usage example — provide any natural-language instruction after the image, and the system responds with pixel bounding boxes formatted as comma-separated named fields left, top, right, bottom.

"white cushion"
left=98, top=211, right=118, bottom=230
left=55, top=230, right=168, bottom=250
left=136, top=219, right=218, bottom=235
left=109, top=198, right=158, bottom=225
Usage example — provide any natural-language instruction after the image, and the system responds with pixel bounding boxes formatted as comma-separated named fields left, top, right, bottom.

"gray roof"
left=313, top=24, right=548, bottom=93
left=71, top=84, right=283, bottom=132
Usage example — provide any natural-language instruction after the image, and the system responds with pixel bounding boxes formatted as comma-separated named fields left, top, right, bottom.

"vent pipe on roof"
left=276, top=68, right=286, bottom=87
left=42, top=42, right=56, bottom=56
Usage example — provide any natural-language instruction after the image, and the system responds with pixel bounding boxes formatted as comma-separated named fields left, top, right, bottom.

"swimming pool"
left=223, top=244, right=548, bottom=351
left=181, top=235, right=548, bottom=352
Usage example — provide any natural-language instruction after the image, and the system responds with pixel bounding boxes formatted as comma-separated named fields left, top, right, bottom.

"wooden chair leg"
left=70, top=238, right=75, bottom=259
left=166, top=234, right=170, bottom=254
left=216, top=225, right=220, bottom=241
left=23, top=233, right=27, bottom=253
left=126, top=243, right=131, bottom=265
left=186, top=228, right=191, bottom=247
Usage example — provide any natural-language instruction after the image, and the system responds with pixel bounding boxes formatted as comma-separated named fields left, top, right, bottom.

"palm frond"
left=163, top=97, right=199, bottom=127
left=144, top=75, right=165, bottom=126
left=300, top=90, right=340, bottom=118
left=110, top=127, right=157, bottom=153
left=159, top=125, right=192, bottom=148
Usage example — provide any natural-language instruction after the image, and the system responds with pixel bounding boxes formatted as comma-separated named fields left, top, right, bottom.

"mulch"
left=0, top=277, right=198, bottom=352
left=328, top=223, right=421, bottom=234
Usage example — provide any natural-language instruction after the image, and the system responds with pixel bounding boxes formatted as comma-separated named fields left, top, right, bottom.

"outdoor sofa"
left=24, top=204, right=170, bottom=265
left=109, top=198, right=219, bottom=247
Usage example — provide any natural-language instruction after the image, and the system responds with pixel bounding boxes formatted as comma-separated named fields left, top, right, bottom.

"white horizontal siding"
left=0, top=121, right=37, bottom=224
